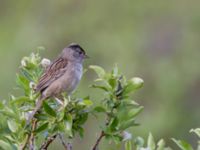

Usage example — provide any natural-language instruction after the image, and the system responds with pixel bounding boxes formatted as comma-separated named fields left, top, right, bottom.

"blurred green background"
left=0, top=0, right=200, bottom=149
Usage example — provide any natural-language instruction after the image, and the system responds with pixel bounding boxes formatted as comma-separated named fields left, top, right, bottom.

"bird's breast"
left=73, top=63, right=83, bottom=81
left=60, top=63, right=83, bottom=94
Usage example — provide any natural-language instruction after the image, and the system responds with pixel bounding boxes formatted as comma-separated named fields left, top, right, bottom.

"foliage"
left=0, top=52, right=92, bottom=149
left=172, top=128, right=200, bottom=150
left=1, top=2, right=200, bottom=147
left=123, top=129, right=200, bottom=150
left=90, top=65, right=144, bottom=144
left=0, top=52, right=144, bottom=149
left=0, top=51, right=199, bottom=150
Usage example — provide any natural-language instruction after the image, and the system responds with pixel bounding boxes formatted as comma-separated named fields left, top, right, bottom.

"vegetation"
left=0, top=52, right=199, bottom=150
left=1, top=2, right=200, bottom=149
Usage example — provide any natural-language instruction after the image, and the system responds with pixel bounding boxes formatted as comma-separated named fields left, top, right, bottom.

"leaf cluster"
left=0, top=51, right=198, bottom=150
left=90, top=65, right=144, bottom=144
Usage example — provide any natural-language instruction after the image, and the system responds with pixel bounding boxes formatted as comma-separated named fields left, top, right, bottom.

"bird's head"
left=62, top=43, right=89, bottom=62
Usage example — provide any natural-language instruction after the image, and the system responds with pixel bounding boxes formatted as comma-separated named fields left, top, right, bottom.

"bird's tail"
left=27, top=95, right=46, bottom=125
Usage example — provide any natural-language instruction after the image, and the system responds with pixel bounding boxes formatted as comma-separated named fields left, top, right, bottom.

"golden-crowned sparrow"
left=28, top=43, right=88, bottom=123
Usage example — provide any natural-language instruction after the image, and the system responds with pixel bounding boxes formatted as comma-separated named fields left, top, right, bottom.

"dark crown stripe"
left=68, top=43, right=85, bottom=54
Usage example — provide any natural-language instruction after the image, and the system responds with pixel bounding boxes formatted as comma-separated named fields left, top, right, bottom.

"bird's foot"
left=54, top=97, right=64, bottom=105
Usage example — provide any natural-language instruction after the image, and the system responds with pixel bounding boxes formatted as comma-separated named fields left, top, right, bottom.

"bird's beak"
left=84, top=54, right=90, bottom=59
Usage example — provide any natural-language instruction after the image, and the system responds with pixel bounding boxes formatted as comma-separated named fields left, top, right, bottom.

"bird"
left=27, top=43, right=88, bottom=123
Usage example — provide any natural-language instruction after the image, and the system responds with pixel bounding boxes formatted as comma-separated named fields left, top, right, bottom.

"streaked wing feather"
left=36, top=57, right=68, bottom=92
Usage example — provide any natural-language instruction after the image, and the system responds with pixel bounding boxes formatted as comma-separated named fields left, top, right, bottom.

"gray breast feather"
left=60, top=63, right=83, bottom=94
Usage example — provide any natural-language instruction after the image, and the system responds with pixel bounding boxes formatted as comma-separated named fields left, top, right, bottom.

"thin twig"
left=39, top=134, right=57, bottom=150
left=92, top=131, right=105, bottom=150
left=20, top=134, right=31, bottom=150
left=20, top=119, right=38, bottom=150
left=92, top=105, right=115, bottom=150
left=67, top=143, right=72, bottom=150
left=58, top=134, right=72, bottom=150
left=21, top=96, right=45, bottom=150
left=29, top=119, right=38, bottom=150
left=27, top=96, right=44, bottom=124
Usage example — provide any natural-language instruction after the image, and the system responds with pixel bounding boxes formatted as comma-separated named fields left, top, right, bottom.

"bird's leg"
left=54, top=94, right=71, bottom=111
left=54, top=96, right=64, bottom=106
left=54, top=95, right=66, bottom=111
left=27, top=96, right=45, bottom=125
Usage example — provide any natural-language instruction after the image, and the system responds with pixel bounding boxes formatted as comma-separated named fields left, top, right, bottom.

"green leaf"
left=3, top=135, right=15, bottom=143
left=43, top=101, right=56, bottom=117
left=78, top=127, right=84, bottom=138
left=157, top=139, right=166, bottom=150
left=148, top=133, right=156, bottom=150
left=0, top=140, right=13, bottom=150
left=16, top=74, right=29, bottom=87
left=34, top=113, right=48, bottom=120
left=91, top=84, right=109, bottom=92
left=57, top=122, right=66, bottom=132
left=125, top=140, right=132, bottom=150
left=127, top=106, right=143, bottom=119
left=108, top=78, right=117, bottom=89
left=190, top=128, right=200, bottom=138
left=134, top=137, right=145, bottom=148
left=118, top=106, right=143, bottom=122
left=172, top=138, right=194, bottom=150
left=65, top=114, right=73, bottom=136
left=58, top=110, right=65, bottom=122
left=109, top=117, right=119, bottom=132
left=93, top=106, right=106, bottom=113
left=111, top=64, right=119, bottom=77
left=0, top=107, right=16, bottom=118
left=16, top=74, right=30, bottom=95
left=10, top=96, right=31, bottom=105
left=147, top=133, right=156, bottom=150
left=123, top=78, right=144, bottom=95
left=118, top=119, right=137, bottom=131
left=112, top=135, right=123, bottom=144
left=0, top=101, right=4, bottom=109
left=123, top=84, right=135, bottom=95
left=7, top=120, right=18, bottom=133
left=34, top=122, right=48, bottom=133
left=80, top=99, right=93, bottom=107
left=89, top=65, right=105, bottom=78
left=122, top=100, right=139, bottom=107
left=78, top=113, right=88, bottom=125
left=20, top=68, right=34, bottom=81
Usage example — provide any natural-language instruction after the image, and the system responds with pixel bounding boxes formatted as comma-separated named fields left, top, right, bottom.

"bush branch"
left=20, top=119, right=38, bottom=150
left=39, top=134, right=57, bottom=150
left=58, top=134, right=72, bottom=150
left=20, top=134, right=30, bottom=150
left=29, top=119, right=38, bottom=150
left=92, top=131, right=105, bottom=150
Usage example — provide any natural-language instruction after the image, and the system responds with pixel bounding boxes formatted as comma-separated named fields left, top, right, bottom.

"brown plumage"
left=27, top=43, right=88, bottom=124
left=36, top=57, right=68, bottom=93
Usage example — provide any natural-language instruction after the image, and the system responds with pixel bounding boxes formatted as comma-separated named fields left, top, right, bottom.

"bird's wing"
left=36, top=57, right=68, bottom=93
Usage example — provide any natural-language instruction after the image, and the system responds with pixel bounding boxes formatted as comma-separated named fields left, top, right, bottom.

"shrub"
left=0, top=51, right=198, bottom=150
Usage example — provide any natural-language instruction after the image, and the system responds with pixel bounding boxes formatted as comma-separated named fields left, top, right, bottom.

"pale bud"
left=24, top=111, right=33, bottom=121
left=21, top=59, right=27, bottom=67
left=122, top=131, right=132, bottom=141
left=29, top=81, right=36, bottom=89
left=130, top=77, right=144, bottom=89
left=41, top=58, right=51, bottom=68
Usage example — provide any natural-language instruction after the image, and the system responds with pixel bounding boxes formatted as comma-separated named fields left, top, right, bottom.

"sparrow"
left=27, top=43, right=88, bottom=123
